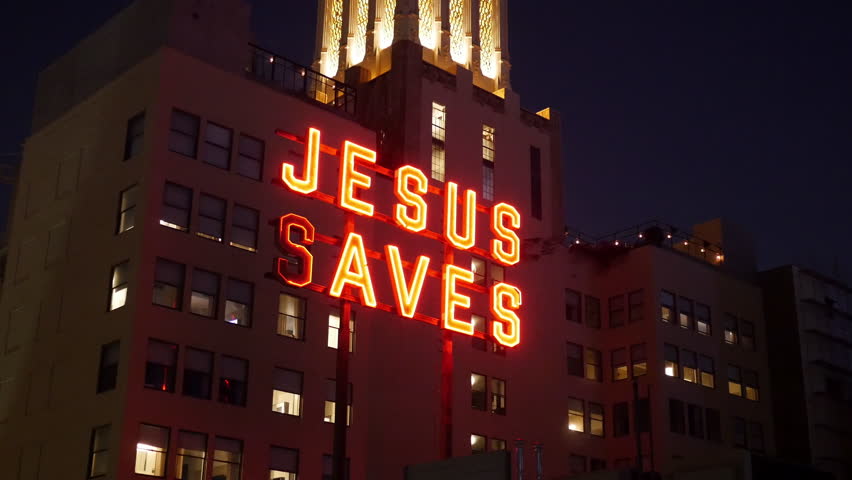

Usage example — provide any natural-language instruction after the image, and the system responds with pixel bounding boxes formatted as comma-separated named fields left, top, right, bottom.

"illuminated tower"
left=313, top=0, right=510, bottom=92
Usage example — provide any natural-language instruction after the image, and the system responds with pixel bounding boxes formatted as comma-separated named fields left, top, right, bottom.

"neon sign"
left=273, top=128, right=523, bottom=347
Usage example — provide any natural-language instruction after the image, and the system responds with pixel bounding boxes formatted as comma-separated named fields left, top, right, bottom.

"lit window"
left=472, top=314, right=487, bottom=351
left=568, top=455, right=586, bottom=475
left=565, top=289, right=581, bottom=323
left=585, top=295, right=601, bottom=328
left=664, top=344, right=679, bottom=377
left=124, top=112, right=145, bottom=160
left=135, top=424, right=169, bottom=477
left=144, top=340, right=177, bottom=392
left=669, top=398, right=685, bottom=434
left=190, top=269, right=219, bottom=318
left=160, top=182, right=192, bottom=231
left=219, top=356, right=248, bottom=406
left=741, top=321, right=756, bottom=351
left=97, top=341, right=120, bottom=393
left=589, top=403, right=604, bottom=437
left=748, top=422, right=764, bottom=452
left=696, top=303, right=711, bottom=335
left=269, top=446, right=299, bottom=480
left=272, top=368, right=303, bottom=416
left=88, top=425, right=110, bottom=478
left=630, top=343, right=647, bottom=377
left=212, top=437, right=243, bottom=480
left=678, top=297, right=694, bottom=329
left=490, top=263, right=504, bottom=285
left=109, top=261, right=129, bottom=311
left=613, top=402, right=629, bottom=437
left=471, top=373, right=487, bottom=410
left=183, top=348, right=213, bottom=400
left=169, top=109, right=200, bottom=158
left=482, top=125, right=495, bottom=201
left=728, top=365, right=743, bottom=397
left=724, top=314, right=738, bottom=344
left=117, top=185, right=137, bottom=234
left=327, top=308, right=355, bottom=352
left=706, top=408, right=722, bottom=442
left=609, top=295, right=625, bottom=327
left=224, top=278, right=253, bottom=327
left=628, top=290, right=643, bottom=323
left=529, top=146, right=542, bottom=220
left=699, top=355, right=715, bottom=388
left=744, top=370, right=760, bottom=401
left=612, top=348, right=628, bottom=381
left=687, top=404, right=704, bottom=439
left=568, top=397, right=584, bottom=432
left=197, top=194, right=226, bottom=242
left=430, top=103, right=446, bottom=182
left=237, top=134, right=264, bottom=181
left=153, top=258, right=185, bottom=309
left=566, top=343, right=583, bottom=377
left=277, top=293, right=306, bottom=339
left=489, top=438, right=506, bottom=451
left=323, top=379, right=352, bottom=425
left=203, top=122, right=232, bottom=170
left=682, top=350, right=697, bottom=383
left=471, top=257, right=486, bottom=286
left=584, top=348, right=602, bottom=382
left=176, top=431, right=206, bottom=480
left=471, top=434, right=486, bottom=454
left=660, top=290, right=675, bottom=323
left=230, top=204, right=259, bottom=252
left=490, top=378, right=506, bottom=415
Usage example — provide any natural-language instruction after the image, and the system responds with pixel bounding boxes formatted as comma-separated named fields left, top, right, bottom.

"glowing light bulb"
left=665, top=366, right=674, bottom=376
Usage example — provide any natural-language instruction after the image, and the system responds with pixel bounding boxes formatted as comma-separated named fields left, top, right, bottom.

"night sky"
left=1, top=1, right=850, bottom=281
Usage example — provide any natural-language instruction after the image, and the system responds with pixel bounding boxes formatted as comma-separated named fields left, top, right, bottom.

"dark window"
left=696, top=303, right=711, bottom=335
left=145, top=340, right=177, bottom=392
left=590, top=458, right=607, bottom=472
left=741, top=320, right=756, bottom=351
left=471, top=373, right=486, bottom=410
left=270, top=446, right=299, bottom=479
left=609, top=295, right=625, bottom=327
left=636, top=397, right=650, bottom=433
left=584, top=348, right=602, bottom=382
left=190, top=269, right=219, bottom=318
left=566, top=342, right=583, bottom=377
left=97, top=341, right=120, bottom=393
left=482, top=161, right=494, bottom=201
left=471, top=257, right=486, bottom=286
left=117, top=185, right=138, bottom=234
left=321, top=454, right=350, bottom=480
left=660, top=290, right=675, bottom=323
left=197, top=194, right=226, bottom=242
left=490, top=378, right=506, bottom=415
left=278, top=293, right=306, bottom=339
left=124, top=112, right=145, bottom=160
left=169, top=109, right=200, bottom=157
left=161, top=182, right=192, bottom=232
left=489, top=438, right=507, bottom=451
left=224, top=278, right=253, bottom=327
left=183, top=347, right=213, bottom=399
left=733, top=417, right=746, bottom=448
left=678, top=297, right=694, bottom=329
left=529, top=146, right=542, bottom=220
left=212, top=437, right=243, bottom=480
left=628, top=290, right=643, bottom=323
left=176, top=431, right=207, bottom=480
left=612, top=348, right=628, bottom=381
left=153, top=258, right=185, bottom=309
left=568, top=455, right=586, bottom=475
left=588, top=403, right=604, bottom=437
left=219, top=356, right=248, bottom=406
left=237, top=134, right=264, bottom=180
left=724, top=314, right=739, bottom=344
left=748, top=422, right=765, bottom=452
left=585, top=295, right=601, bottom=328
left=613, top=402, right=630, bottom=437
left=565, top=289, right=581, bottom=323
left=88, top=425, right=111, bottom=478
left=203, top=122, right=232, bottom=169
left=631, top=343, right=647, bottom=377
left=230, top=204, right=259, bottom=252
left=669, top=398, right=686, bottom=434
left=472, top=314, right=487, bottom=351
left=687, top=404, right=704, bottom=438
left=706, top=408, right=722, bottom=442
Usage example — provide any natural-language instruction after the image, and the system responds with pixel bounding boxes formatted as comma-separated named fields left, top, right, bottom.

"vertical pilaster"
left=394, top=0, right=420, bottom=44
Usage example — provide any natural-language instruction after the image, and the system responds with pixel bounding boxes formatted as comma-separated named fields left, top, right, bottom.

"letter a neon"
left=329, top=232, right=377, bottom=307
left=385, top=245, right=430, bottom=318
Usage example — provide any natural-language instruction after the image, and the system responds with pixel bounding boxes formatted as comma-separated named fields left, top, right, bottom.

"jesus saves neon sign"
left=273, top=128, right=523, bottom=348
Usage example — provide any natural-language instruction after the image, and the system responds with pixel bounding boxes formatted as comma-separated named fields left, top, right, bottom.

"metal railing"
left=246, top=44, right=356, bottom=115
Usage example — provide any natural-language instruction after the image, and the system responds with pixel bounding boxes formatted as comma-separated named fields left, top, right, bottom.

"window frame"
left=152, top=258, right=186, bottom=310
left=124, top=111, right=145, bottom=160
left=490, top=377, right=506, bottom=415
left=160, top=182, right=192, bottom=232
left=134, top=423, right=170, bottom=478
left=660, top=290, right=675, bottom=324
left=567, top=397, right=585, bottom=433
left=116, top=185, right=138, bottom=234
left=223, top=277, right=253, bottom=327
left=272, top=368, right=304, bottom=417
left=628, top=290, right=643, bottom=323
left=197, top=193, right=227, bottom=243
left=229, top=204, right=259, bottom=252
left=96, top=341, right=120, bottom=393
left=611, top=347, right=628, bottom=381
left=565, top=289, right=582, bottom=323
left=88, top=424, right=111, bottom=479
left=608, top=294, right=625, bottom=327
left=218, top=355, right=249, bottom=407
left=109, top=261, right=129, bottom=311
left=169, top=109, right=200, bottom=158
left=585, top=295, right=601, bottom=328
left=277, top=293, right=307, bottom=340
left=182, top=347, right=214, bottom=400
left=237, top=133, right=264, bottom=181
left=202, top=121, right=233, bottom=170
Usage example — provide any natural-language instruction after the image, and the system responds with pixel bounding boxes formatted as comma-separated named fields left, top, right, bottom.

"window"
left=631, top=344, right=647, bottom=377
left=696, top=303, right=711, bottom=335
left=748, top=422, right=765, bottom=452
left=176, top=431, right=206, bottom=480
left=530, top=146, right=542, bottom=220
left=230, top=204, right=259, bottom=252
left=728, top=365, right=743, bottom=397
left=682, top=350, right=697, bottom=383
left=430, top=103, right=446, bottom=182
left=471, top=373, right=487, bottom=410
left=678, top=297, right=694, bottom=329
left=687, top=404, right=704, bottom=439
left=237, top=134, right=264, bottom=180
left=699, top=355, right=715, bottom=388
left=203, top=122, right=232, bottom=169
left=224, top=278, right=253, bottom=326
left=169, top=109, right=200, bottom=157
left=565, top=289, right=581, bottom=323
left=744, top=370, right=760, bottom=401
left=135, top=424, right=168, bottom=477
left=270, top=446, right=299, bottom=480
left=212, top=437, right=242, bottom=480
left=324, top=379, right=352, bottom=425
left=490, top=378, right=506, bottom=415
left=489, top=438, right=507, bottom=451
left=590, top=459, right=607, bottom=472
left=110, top=261, right=129, bottom=311
left=664, top=344, right=679, bottom=377
left=145, top=340, right=177, bottom=392
left=584, top=348, right=602, bottom=382
left=472, top=314, right=487, bottom=351
left=566, top=343, right=583, bottom=377
left=636, top=398, right=650, bottom=433
left=741, top=321, right=755, bottom=351
left=219, top=356, right=248, bottom=406
left=706, top=408, right=722, bottom=442
left=724, top=314, right=738, bottom=344
left=589, top=403, right=604, bottom=437
left=321, top=455, right=350, bottom=480
left=272, top=368, right=303, bottom=416
left=585, top=295, right=601, bottom=328
left=183, top=348, right=213, bottom=399
left=97, top=341, right=120, bottom=393
left=733, top=417, right=746, bottom=448
left=124, top=112, right=145, bottom=160
left=153, top=259, right=185, bottom=309
left=161, top=182, right=192, bottom=231
left=471, top=257, right=486, bottom=285
left=482, top=125, right=496, bottom=200
left=628, top=290, right=643, bottom=323
left=278, top=293, right=306, bottom=339
left=117, top=185, right=137, bottom=234
left=491, top=263, right=504, bottom=285
left=197, top=194, right=226, bottom=242
left=669, top=399, right=685, bottom=434
left=88, top=425, right=110, bottom=478
left=190, top=269, right=219, bottom=317
left=471, top=434, right=486, bottom=454
left=612, top=348, right=628, bottom=381
left=327, top=308, right=355, bottom=352
left=613, top=402, right=629, bottom=437
left=568, top=455, right=587, bottom=475
left=609, top=295, right=625, bottom=327
left=568, top=398, right=584, bottom=432
left=660, top=290, right=675, bottom=323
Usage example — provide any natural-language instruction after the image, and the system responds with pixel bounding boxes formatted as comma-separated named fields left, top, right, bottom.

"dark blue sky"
left=2, top=1, right=850, bottom=280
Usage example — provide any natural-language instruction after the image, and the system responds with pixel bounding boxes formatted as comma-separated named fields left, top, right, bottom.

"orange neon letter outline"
left=281, top=127, right=321, bottom=194
left=338, top=141, right=377, bottom=216
left=490, top=203, right=521, bottom=266
left=442, top=264, right=475, bottom=335
left=443, top=182, right=477, bottom=250
left=490, top=282, right=522, bottom=347
left=329, top=232, right=377, bottom=307
left=394, top=166, right=429, bottom=232
left=385, top=245, right=431, bottom=318
left=275, top=214, right=315, bottom=287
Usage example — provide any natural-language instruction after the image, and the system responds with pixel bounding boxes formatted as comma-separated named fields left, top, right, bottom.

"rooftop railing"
left=246, top=44, right=356, bottom=115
